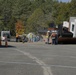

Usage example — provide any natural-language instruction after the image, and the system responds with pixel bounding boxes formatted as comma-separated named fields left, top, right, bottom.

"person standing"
left=55, top=30, right=58, bottom=45
left=51, top=31, right=56, bottom=45
left=51, top=30, right=58, bottom=45
left=16, top=33, right=19, bottom=42
left=46, top=31, right=50, bottom=44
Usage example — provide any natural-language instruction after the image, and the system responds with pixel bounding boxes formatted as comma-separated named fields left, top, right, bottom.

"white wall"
left=70, top=19, right=76, bottom=37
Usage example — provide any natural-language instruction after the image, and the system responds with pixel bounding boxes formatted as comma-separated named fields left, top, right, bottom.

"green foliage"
left=26, top=8, right=45, bottom=33
left=52, top=2, right=71, bottom=25
left=0, top=0, right=76, bottom=35
left=70, top=0, right=76, bottom=16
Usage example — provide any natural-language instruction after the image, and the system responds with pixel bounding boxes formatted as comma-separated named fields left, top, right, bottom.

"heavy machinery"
left=58, top=17, right=76, bottom=44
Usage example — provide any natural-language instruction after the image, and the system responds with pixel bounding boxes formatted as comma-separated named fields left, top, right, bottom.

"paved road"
left=0, top=42, right=76, bottom=75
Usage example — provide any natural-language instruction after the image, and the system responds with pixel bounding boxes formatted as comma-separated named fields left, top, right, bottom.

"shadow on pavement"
left=0, top=45, right=16, bottom=48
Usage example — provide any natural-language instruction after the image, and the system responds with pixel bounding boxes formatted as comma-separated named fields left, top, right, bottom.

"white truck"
left=1, top=31, right=11, bottom=41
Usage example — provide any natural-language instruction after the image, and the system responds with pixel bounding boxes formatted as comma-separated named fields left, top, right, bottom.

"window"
left=72, top=24, right=74, bottom=31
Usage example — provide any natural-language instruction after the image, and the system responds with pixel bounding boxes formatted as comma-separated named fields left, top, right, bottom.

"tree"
left=70, top=0, right=76, bottom=16
left=26, top=8, right=45, bottom=33
left=0, top=0, right=75, bottom=35
left=15, top=20, right=25, bottom=35
left=0, top=0, right=13, bottom=30
left=52, top=2, right=70, bottom=25
left=12, top=0, right=32, bottom=19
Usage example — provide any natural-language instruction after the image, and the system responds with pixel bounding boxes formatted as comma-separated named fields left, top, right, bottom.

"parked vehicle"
left=1, top=31, right=11, bottom=41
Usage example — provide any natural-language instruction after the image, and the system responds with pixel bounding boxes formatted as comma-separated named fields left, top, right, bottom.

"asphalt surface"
left=0, top=41, right=76, bottom=75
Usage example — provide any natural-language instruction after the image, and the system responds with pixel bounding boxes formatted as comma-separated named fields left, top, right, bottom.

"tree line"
left=0, top=0, right=76, bottom=35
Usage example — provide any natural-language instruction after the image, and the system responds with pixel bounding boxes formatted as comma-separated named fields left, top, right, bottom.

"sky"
left=58, top=0, right=71, bottom=2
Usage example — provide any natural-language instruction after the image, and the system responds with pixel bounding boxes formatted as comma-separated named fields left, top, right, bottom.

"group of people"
left=16, top=31, right=58, bottom=44
left=16, top=33, right=40, bottom=43
left=16, top=34, right=28, bottom=43
left=28, top=34, right=40, bottom=42
left=46, top=29, right=58, bottom=45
